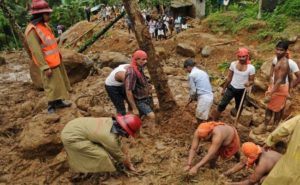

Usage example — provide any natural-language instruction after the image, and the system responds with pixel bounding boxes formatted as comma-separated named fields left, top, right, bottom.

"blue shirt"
left=188, top=67, right=213, bottom=96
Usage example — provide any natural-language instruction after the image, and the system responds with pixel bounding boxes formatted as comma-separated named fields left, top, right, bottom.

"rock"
left=288, top=36, right=298, bottom=43
left=163, top=66, right=179, bottom=75
left=33, top=97, right=48, bottom=112
left=0, top=56, right=6, bottom=66
left=19, top=109, right=78, bottom=151
left=201, top=46, right=213, bottom=57
left=238, top=109, right=253, bottom=127
left=94, top=51, right=130, bottom=69
left=101, top=67, right=113, bottom=77
left=252, top=114, right=264, bottom=127
left=155, top=47, right=167, bottom=60
left=249, top=130, right=268, bottom=145
left=176, top=43, right=196, bottom=57
left=87, top=106, right=112, bottom=117
left=18, top=101, right=35, bottom=118
left=30, top=49, right=93, bottom=89
left=44, top=114, right=60, bottom=124
left=260, top=60, right=273, bottom=79
left=253, top=78, right=268, bottom=91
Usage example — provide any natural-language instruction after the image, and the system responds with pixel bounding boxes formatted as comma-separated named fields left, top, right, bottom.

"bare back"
left=257, top=150, right=282, bottom=175
left=212, top=125, right=235, bottom=147
left=273, top=57, right=289, bottom=84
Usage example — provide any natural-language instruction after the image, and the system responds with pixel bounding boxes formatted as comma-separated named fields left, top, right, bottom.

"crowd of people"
left=24, top=0, right=300, bottom=184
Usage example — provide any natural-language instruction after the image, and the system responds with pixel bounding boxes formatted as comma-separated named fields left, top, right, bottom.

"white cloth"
left=158, top=29, right=164, bottom=36
left=229, top=61, right=255, bottom=89
left=196, top=94, right=213, bottom=120
left=105, top=64, right=129, bottom=86
left=149, top=20, right=156, bottom=34
left=181, top=24, right=188, bottom=29
left=188, top=67, right=213, bottom=96
left=272, top=57, right=299, bottom=83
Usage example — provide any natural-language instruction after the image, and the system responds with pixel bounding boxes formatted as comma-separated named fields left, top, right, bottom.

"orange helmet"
left=116, top=114, right=142, bottom=137
left=30, top=0, right=53, bottom=15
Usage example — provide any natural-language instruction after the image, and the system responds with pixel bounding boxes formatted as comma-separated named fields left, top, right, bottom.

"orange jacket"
left=25, top=22, right=61, bottom=68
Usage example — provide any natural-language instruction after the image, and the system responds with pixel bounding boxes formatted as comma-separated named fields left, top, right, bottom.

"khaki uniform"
left=61, top=117, right=125, bottom=173
left=26, top=29, right=71, bottom=101
left=263, top=115, right=300, bottom=185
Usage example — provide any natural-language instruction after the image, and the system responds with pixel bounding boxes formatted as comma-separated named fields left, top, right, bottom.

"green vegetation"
left=204, top=0, right=300, bottom=50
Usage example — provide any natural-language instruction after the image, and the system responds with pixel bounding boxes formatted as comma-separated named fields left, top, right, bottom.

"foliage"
left=276, top=0, right=300, bottom=21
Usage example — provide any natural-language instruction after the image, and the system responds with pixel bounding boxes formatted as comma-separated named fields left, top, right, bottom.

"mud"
left=1, top=18, right=300, bottom=185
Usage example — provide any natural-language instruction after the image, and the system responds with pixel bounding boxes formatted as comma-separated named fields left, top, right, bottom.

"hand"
left=188, top=166, right=198, bottom=176
left=44, top=68, right=52, bottom=78
left=183, top=165, right=191, bottom=172
left=132, top=108, right=139, bottom=116
left=127, top=163, right=136, bottom=172
left=244, top=82, right=250, bottom=87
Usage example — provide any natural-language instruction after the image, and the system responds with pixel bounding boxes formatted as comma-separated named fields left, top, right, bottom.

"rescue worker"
left=61, top=114, right=141, bottom=181
left=262, top=115, right=300, bottom=185
left=213, top=48, right=255, bottom=120
left=222, top=142, right=281, bottom=185
left=254, top=41, right=300, bottom=133
left=125, top=50, right=156, bottom=130
left=25, top=0, right=71, bottom=113
left=184, top=122, right=240, bottom=176
left=184, top=58, right=214, bottom=122
left=105, top=64, right=130, bottom=115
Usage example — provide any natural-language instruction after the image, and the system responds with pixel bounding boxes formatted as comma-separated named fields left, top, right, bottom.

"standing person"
left=25, top=0, right=72, bottom=113
left=181, top=16, right=188, bottom=31
left=105, top=64, right=130, bottom=115
left=183, top=59, right=214, bottom=122
left=212, top=48, right=255, bottom=120
left=262, top=115, right=300, bottom=185
left=125, top=16, right=133, bottom=34
left=168, top=16, right=174, bottom=36
left=222, top=142, right=282, bottom=185
left=174, top=16, right=181, bottom=34
left=183, top=121, right=240, bottom=176
left=157, top=20, right=165, bottom=41
left=124, top=50, right=155, bottom=129
left=61, top=114, right=141, bottom=182
left=56, top=24, right=64, bottom=36
left=85, top=5, right=91, bottom=22
left=148, top=18, right=156, bottom=39
left=255, top=41, right=300, bottom=133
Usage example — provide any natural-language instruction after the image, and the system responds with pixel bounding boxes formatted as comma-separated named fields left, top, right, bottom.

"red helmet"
left=30, top=0, right=53, bottom=15
left=116, top=114, right=142, bottom=137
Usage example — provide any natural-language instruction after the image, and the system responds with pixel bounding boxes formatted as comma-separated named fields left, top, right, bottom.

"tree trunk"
left=122, top=0, right=177, bottom=111
left=77, top=11, right=126, bottom=53
left=0, top=0, right=30, bottom=55
left=257, top=0, right=262, bottom=19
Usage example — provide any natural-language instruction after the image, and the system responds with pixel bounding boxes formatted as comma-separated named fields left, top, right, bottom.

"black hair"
left=111, top=119, right=129, bottom=138
left=276, top=41, right=289, bottom=51
left=30, top=13, right=44, bottom=25
left=183, top=58, right=195, bottom=68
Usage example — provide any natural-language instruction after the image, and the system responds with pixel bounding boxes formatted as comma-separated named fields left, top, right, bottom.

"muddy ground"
left=0, top=18, right=300, bottom=185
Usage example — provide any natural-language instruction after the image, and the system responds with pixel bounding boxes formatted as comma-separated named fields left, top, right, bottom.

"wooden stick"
left=234, top=89, right=247, bottom=127
left=211, top=40, right=237, bottom=47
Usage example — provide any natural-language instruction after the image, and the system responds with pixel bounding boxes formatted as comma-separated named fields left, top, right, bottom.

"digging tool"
left=234, top=88, right=248, bottom=127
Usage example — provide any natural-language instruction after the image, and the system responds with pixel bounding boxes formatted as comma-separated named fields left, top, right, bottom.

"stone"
left=44, top=114, right=60, bottom=124
left=155, top=47, right=167, bottom=60
left=238, top=109, right=253, bottom=127
left=288, top=36, right=298, bottom=44
left=260, top=60, right=273, bottom=79
left=163, top=66, right=179, bottom=75
left=94, top=51, right=130, bottom=69
left=253, top=78, right=268, bottom=91
left=30, top=49, right=93, bottom=89
left=87, top=106, right=112, bottom=117
left=201, top=46, right=213, bottom=57
left=176, top=43, right=196, bottom=57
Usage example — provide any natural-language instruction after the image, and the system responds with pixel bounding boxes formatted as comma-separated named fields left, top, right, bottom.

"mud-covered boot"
left=54, top=99, right=72, bottom=109
left=253, top=124, right=266, bottom=135
left=47, top=101, right=56, bottom=114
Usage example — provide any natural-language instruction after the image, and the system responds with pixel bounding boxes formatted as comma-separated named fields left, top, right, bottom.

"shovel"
left=234, top=87, right=251, bottom=127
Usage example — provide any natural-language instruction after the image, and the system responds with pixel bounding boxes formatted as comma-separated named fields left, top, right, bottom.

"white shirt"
left=188, top=67, right=213, bottom=96
left=272, top=57, right=299, bottom=83
left=105, top=64, right=129, bottom=86
left=230, top=61, right=255, bottom=89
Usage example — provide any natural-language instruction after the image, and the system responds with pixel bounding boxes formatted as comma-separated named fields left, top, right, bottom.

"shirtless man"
left=222, top=142, right=282, bottom=185
left=255, top=41, right=300, bottom=133
left=183, top=122, right=240, bottom=176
